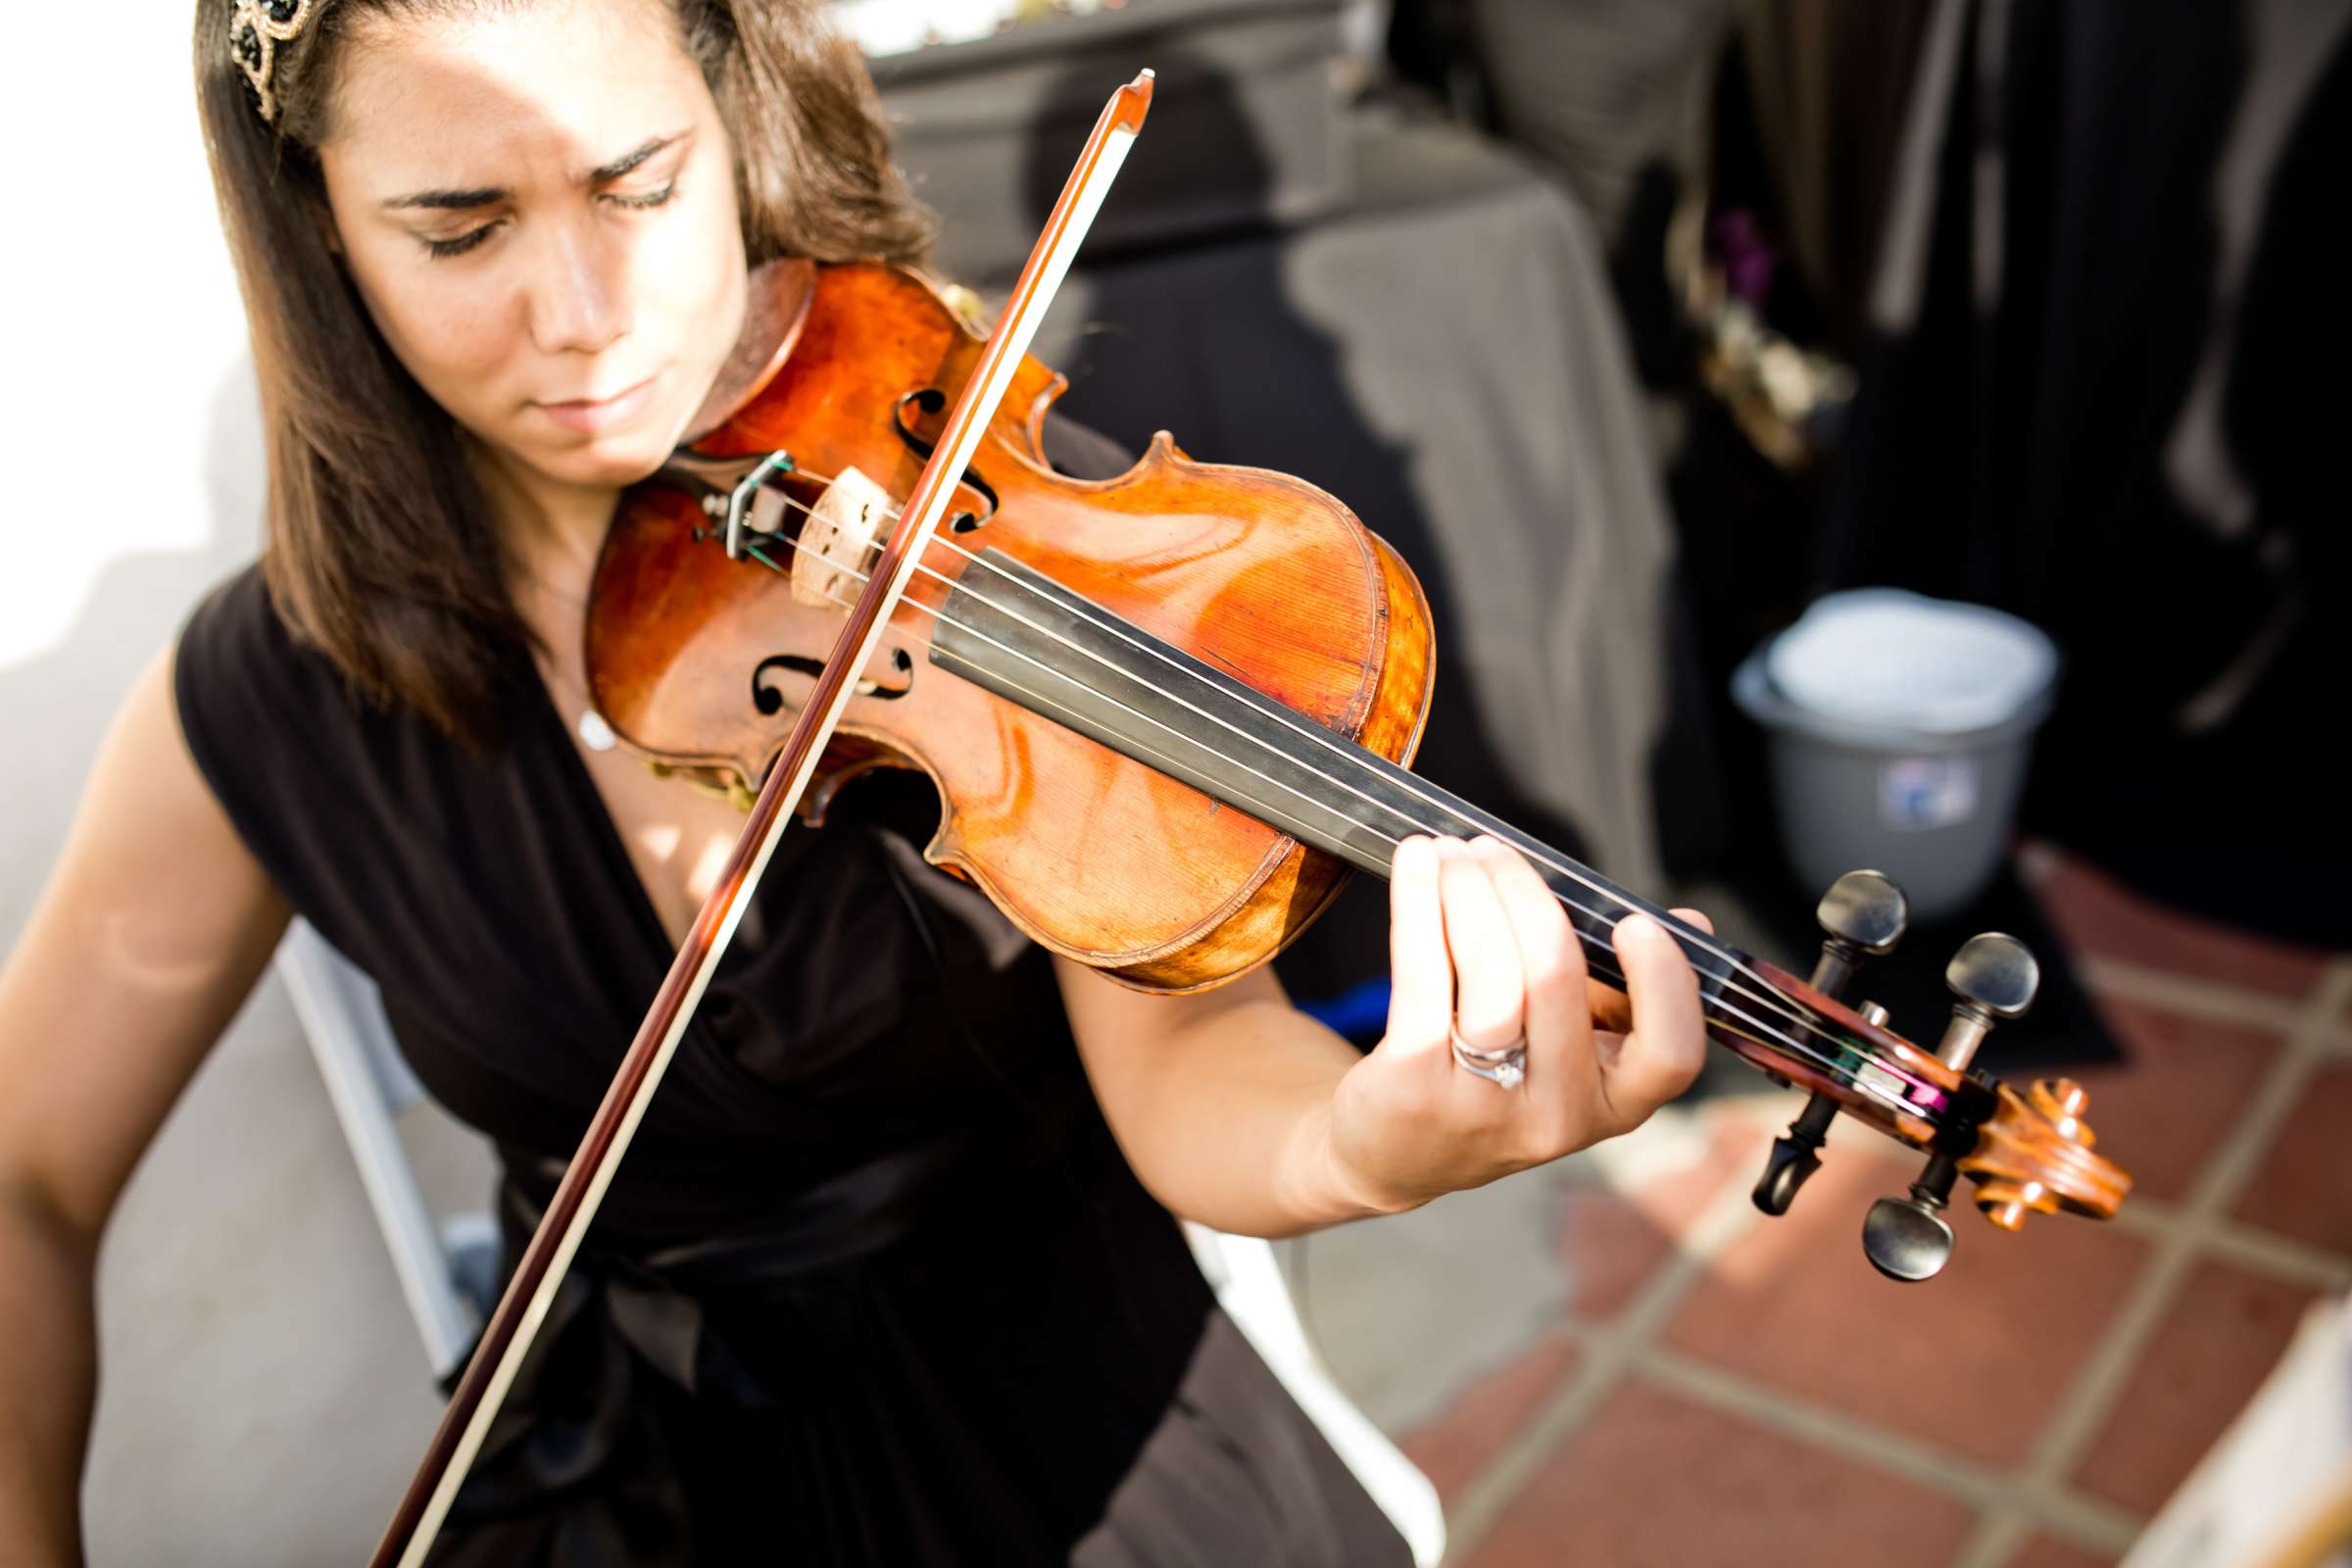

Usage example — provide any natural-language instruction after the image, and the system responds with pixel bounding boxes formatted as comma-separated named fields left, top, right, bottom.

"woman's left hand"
left=1323, top=835, right=1713, bottom=1215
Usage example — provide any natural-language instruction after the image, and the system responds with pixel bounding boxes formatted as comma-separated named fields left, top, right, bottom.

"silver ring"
left=1449, top=1024, right=1528, bottom=1089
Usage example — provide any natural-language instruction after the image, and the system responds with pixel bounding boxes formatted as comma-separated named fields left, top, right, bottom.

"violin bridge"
left=795, top=466, right=893, bottom=611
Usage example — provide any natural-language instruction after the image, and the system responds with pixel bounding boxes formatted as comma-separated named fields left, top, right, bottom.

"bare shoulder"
left=0, top=645, right=288, bottom=1237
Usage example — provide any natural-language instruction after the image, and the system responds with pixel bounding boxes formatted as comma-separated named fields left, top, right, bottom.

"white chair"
left=278, top=918, right=1445, bottom=1565
left=1180, top=1224, right=1446, bottom=1565
left=275, top=918, right=494, bottom=1381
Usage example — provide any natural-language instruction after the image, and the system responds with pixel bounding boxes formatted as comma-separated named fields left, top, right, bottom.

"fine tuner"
left=1749, top=869, right=2109, bottom=1281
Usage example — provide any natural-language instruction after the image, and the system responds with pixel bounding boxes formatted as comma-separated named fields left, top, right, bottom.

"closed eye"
left=423, top=222, right=500, bottom=260
left=417, top=179, right=674, bottom=259
left=606, top=181, right=676, bottom=211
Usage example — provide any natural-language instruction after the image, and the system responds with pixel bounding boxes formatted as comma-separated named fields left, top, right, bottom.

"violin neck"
left=1396, top=805, right=1734, bottom=994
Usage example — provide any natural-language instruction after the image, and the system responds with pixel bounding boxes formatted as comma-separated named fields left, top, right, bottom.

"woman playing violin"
left=0, top=0, right=1715, bottom=1560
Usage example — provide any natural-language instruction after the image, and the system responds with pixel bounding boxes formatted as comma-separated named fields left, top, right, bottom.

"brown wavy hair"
left=193, top=0, right=933, bottom=744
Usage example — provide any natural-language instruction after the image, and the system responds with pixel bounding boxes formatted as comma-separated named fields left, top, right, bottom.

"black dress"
left=171, top=430, right=1411, bottom=1565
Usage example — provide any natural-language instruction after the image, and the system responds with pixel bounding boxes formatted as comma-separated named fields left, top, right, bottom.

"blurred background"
left=6, top=0, right=2349, bottom=1562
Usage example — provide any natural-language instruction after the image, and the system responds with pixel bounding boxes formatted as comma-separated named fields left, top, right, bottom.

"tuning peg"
left=1850, top=936, right=2040, bottom=1267
left=1752, top=869, right=1908, bottom=1218
left=1753, top=1094, right=1836, bottom=1214
left=1863, top=1152, right=1959, bottom=1281
left=1935, top=932, right=2040, bottom=1070
left=1753, top=1000, right=1888, bottom=1215
left=1811, top=870, right=1908, bottom=997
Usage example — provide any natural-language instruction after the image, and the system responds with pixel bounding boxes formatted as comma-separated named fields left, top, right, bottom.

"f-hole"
left=893, top=387, right=999, bottom=532
left=753, top=647, right=914, bottom=715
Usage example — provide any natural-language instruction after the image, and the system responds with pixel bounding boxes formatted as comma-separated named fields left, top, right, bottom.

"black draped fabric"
left=170, top=416, right=1408, bottom=1565
left=1820, top=0, right=2352, bottom=944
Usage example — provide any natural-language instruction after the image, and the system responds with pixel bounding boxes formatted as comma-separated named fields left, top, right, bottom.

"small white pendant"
left=577, top=710, right=617, bottom=752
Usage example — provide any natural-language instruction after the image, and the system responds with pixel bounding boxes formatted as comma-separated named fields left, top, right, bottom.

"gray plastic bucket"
left=1732, top=591, right=2059, bottom=922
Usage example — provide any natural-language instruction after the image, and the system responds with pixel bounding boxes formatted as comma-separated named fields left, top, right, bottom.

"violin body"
left=589, top=260, right=1437, bottom=991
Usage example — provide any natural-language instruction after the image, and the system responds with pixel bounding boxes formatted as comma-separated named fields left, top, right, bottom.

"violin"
left=374, top=75, right=2128, bottom=1565
left=596, top=250, right=2130, bottom=1262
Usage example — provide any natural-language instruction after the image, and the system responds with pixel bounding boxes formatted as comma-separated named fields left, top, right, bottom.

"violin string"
left=809, top=513, right=1922, bottom=1106
left=886, top=598, right=1924, bottom=1116
left=734, top=482, right=1847, bottom=1051
left=872, top=611, right=1915, bottom=1115
left=720, top=487, right=1936, bottom=1112
left=813, top=587, right=1895, bottom=1108
left=768, top=561, right=1926, bottom=1120
left=697, top=488, right=1935, bottom=1115
left=765, top=474, right=1886, bottom=1072
left=912, top=533, right=1900, bottom=1070
left=735, top=485, right=1937, bottom=1109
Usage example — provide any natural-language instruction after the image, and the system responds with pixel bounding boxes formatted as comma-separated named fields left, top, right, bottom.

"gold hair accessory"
left=229, top=0, right=319, bottom=123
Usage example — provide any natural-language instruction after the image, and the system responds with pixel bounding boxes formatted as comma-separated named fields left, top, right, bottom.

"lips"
left=531, top=373, right=659, bottom=434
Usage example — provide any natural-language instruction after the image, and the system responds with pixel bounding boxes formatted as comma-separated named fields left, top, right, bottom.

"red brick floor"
left=2059, top=996, right=2283, bottom=1202
left=1550, top=1122, right=1750, bottom=1320
left=2069, top=1261, right=2322, bottom=1514
left=1657, top=1144, right=2151, bottom=1467
left=1395, top=839, right=2352, bottom=1566
left=2003, top=1537, right=2117, bottom=1568
left=1460, top=1380, right=1979, bottom=1568
left=2232, top=1061, right=2352, bottom=1255
left=1399, top=1334, right=1582, bottom=1505
left=2024, top=845, right=2331, bottom=998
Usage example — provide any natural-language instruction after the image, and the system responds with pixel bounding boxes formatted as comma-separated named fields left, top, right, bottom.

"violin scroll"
left=1959, top=1076, right=2124, bottom=1230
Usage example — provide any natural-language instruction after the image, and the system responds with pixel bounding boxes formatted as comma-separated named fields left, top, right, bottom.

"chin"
left=533, top=429, right=680, bottom=489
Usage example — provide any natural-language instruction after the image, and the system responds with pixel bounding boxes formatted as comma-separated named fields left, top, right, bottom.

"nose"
left=524, top=212, right=632, bottom=358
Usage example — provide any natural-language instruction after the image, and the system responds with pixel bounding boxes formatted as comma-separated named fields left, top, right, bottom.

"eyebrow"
left=379, top=132, right=687, bottom=211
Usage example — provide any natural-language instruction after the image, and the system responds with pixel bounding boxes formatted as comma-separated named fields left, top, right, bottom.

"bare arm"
left=0, top=647, right=289, bottom=1563
left=1056, top=956, right=1371, bottom=1239
left=1056, top=835, right=1712, bottom=1240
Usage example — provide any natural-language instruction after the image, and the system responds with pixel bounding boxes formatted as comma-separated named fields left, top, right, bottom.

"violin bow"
left=368, top=71, right=1157, bottom=1568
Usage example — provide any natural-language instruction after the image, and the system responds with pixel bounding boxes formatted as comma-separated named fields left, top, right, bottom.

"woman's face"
left=317, top=0, right=748, bottom=497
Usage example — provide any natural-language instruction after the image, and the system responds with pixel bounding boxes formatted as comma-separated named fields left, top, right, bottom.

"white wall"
left=3, top=12, right=486, bottom=1562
